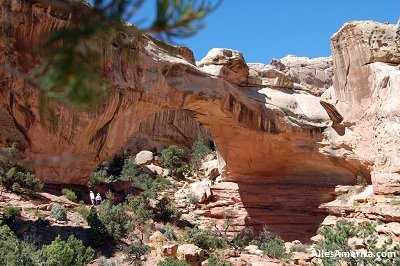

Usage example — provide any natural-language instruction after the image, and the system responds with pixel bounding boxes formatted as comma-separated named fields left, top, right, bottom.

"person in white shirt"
left=95, top=193, right=102, bottom=205
left=89, top=191, right=95, bottom=205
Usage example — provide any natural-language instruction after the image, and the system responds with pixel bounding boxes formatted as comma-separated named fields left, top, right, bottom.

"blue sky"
left=136, top=0, right=400, bottom=63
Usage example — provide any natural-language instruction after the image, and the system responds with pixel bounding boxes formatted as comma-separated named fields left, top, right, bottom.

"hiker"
left=95, top=193, right=102, bottom=205
left=89, top=191, right=95, bottom=205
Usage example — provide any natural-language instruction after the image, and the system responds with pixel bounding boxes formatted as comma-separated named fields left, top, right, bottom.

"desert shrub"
left=2, top=205, right=22, bottom=230
left=158, top=224, right=177, bottom=241
left=390, top=199, right=400, bottom=205
left=232, top=227, right=256, bottom=249
left=50, top=204, right=67, bottom=221
left=260, top=237, right=286, bottom=259
left=99, top=256, right=123, bottom=266
left=0, top=167, right=42, bottom=194
left=88, top=164, right=115, bottom=186
left=155, top=196, right=181, bottom=222
left=0, top=144, right=42, bottom=194
left=157, top=257, right=189, bottom=266
left=317, top=220, right=400, bottom=265
left=119, top=156, right=142, bottom=181
left=187, top=192, right=199, bottom=205
left=190, top=137, right=211, bottom=171
left=123, top=240, right=150, bottom=264
left=75, top=201, right=90, bottom=219
left=183, top=227, right=226, bottom=250
left=86, top=208, right=109, bottom=243
left=289, top=243, right=308, bottom=253
left=160, top=145, right=187, bottom=179
left=120, top=156, right=170, bottom=198
left=0, top=225, right=39, bottom=265
left=96, top=199, right=130, bottom=240
left=257, top=225, right=275, bottom=243
left=38, top=235, right=95, bottom=266
left=126, top=195, right=154, bottom=240
left=207, top=254, right=233, bottom=266
left=62, top=188, right=78, bottom=202
left=33, top=209, right=46, bottom=220
left=126, top=195, right=154, bottom=225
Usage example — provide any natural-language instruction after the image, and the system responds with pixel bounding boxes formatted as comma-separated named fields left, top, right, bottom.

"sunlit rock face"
left=327, top=21, right=400, bottom=194
left=4, top=0, right=400, bottom=243
left=1, top=0, right=359, bottom=187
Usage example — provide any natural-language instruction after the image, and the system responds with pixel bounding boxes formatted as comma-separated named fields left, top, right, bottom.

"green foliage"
left=160, top=145, right=187, bottom=179
left=183, top=227, right=226, bottom=250
left=0, top=144, right=42, bottom=194
left=17, top=0, right=219, bottom=110
left=190, top=137, right=211, bottom=171
left=157, top=257, right=189, bottom=266
left=207, top=254, right=233, bottom=266
left=0, top=149, right=43, bottom=193
left=289, top=243, right=309, bottom=253
left=317, top=220, right=400, bottom=265
left=33, top=209, right=46, bottom=220
left=3, top=205, right=21, bottom=218
left=232, top=227, right=256, bottom=249
left=96, top=199, right=131, bottom=240
left=0, top=225, right=38, bottom=266
left=390, top=199, right=400, bottom=205
left=126, top=195, right=154, bottom=226
left=62, top=188, right=78, bottom=202
left=99, top=256, right=123, bottom=266
left=147, top=0, right=221, bottom=40
left=155, top=196, right=181, bottom=222
left=51, top=204, right=67, bottom=221
left=336, top=186, right=361, bottom=203
left=260, top=237, right=287, bottom=259
left=121, top=156, right=169, bottom=198
left=88, top=165, right=115, bottom=186
left=119, top=156, right=143, bottom=181
left=158, top=224, right=177, bottom=241
left=86, top=208, right=109, bottom=243
left=2, top=205, right=22, bottom=229
left=123, top=240, right=150, bottom=264
left=75, top=201, right=90, bottom=219
left=187, top=192, right=199, bottom=205
left=38, top=235, right=95, bottom=266
left=0, top=225, right=94, bottom=266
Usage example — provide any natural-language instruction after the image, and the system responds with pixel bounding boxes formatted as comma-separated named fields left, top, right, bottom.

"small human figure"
left=89, top=190, right=95, bottom=205
left=95, top=193, right=102, bottom=205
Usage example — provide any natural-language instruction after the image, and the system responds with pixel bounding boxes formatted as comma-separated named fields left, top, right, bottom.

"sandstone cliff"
left=0, top=0, right=357, bottom=187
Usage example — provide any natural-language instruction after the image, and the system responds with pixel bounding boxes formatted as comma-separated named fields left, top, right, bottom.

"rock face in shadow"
left=207, top=182, right=336, bottom=242
left=127, top=109, right=212, bottom=154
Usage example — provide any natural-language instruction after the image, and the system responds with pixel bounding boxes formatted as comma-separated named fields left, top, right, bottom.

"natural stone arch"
left=0, top=0, right=367, bottom=186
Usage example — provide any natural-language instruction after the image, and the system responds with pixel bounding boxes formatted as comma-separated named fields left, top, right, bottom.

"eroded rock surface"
left=0, top=0, right=353, bottom=187
left=2, top=0, right=400, bottom=244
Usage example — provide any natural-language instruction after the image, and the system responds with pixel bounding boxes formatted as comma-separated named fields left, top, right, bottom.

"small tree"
left=123, top=241, right=150, bottom=265
left=155, top=196, right=181, bottom=222
left=38, top=235, right=95, bottom=266
left=62, top=188, right=78, bottom=202
left=190, top=137, right=211, bottom=171
left=0, top=144, right=42, bottom=194
left=2, top=206, right=22, bottom=230
left=160, top=145, right=187, bottom=179
left=96, top=200, right=130, bottom=240
left=51, top=204, right=67, bottom=221
left=126, top=195, right=154, bottom=241
left=260, top=237, right=287, bottom=259
left=157, top=257, right=189, bottom=266
left=0, top=225, right=38, bottom=265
